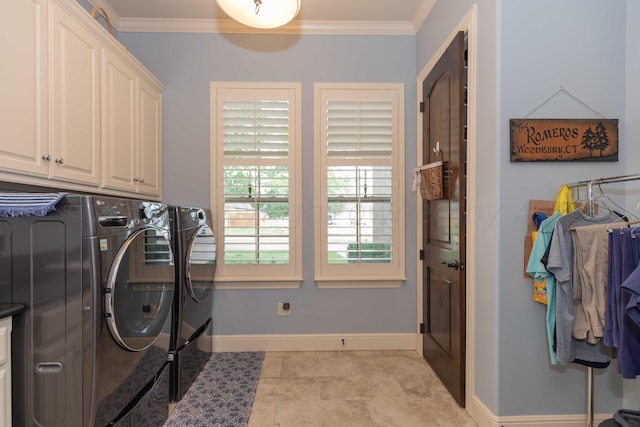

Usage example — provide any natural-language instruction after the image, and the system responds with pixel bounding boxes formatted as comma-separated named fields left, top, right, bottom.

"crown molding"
left=412, top=0, right=437, bottom=32
left=116, top=18, right=417, bottom=35
left=84, top=0, right=436, bottom=36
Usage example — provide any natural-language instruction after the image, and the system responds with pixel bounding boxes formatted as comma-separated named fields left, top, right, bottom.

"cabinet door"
left=102, top=49, right=137, bottom=192
left=137, top=78, right=162, bottom=196
left=50, top=2, right=101, bottom=185
left=0, top=0, right=48, bottom=176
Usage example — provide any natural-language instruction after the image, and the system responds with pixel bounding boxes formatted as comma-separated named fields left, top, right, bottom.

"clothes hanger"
left=573, top=186, right=587, bottom=208
left=569, top=183, right=628, bottom=232
left=594, top=183, right=638, bottom=220
left=571, top=183, right=599, bottom=216
left=596, top=183, right=640, bottom=232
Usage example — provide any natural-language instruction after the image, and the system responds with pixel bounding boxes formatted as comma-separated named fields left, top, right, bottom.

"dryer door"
left=104, top=227, right=175, bottom=351
left=185, top=223, right=216, bottom=303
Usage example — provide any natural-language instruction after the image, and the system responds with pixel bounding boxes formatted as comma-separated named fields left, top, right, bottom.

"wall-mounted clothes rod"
left=566, top=173, right=640, bottom=217
left=568, top=173, right=640, bottom=188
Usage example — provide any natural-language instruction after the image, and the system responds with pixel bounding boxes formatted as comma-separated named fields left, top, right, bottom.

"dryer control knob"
left=198, top=210, right=205, bottom=220
left=139, top=207, right=148, bottom=220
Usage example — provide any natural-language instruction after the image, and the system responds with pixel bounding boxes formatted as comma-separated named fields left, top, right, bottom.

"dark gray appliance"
left=168, top=206, right=215, bottom=402
left=0, top=194, right=175, bottom=426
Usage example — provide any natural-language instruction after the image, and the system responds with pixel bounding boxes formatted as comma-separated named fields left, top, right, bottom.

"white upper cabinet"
left=136, top=77, right=162, bottom=196
left=102, top=48, right=138, bottom=192
left=0, top=0, right=164, bottom=198
left=50, top=0, right=101, bottom=186
left=0, top=0, right=49, bottom=177
left=102, top=50, right=163, bottom=196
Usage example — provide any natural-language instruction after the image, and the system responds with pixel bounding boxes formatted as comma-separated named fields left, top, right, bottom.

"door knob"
left=441, top=260, right=459, bottom=270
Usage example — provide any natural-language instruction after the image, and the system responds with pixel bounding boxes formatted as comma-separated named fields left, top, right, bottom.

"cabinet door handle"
left=55, top=158, right=64, bottom=164
left=133, top=177, right=139, bottom=182
left=36, top=362, right=63, bottom=373
left=41, top=154, right=52, bottom=161
left=139, top=178, right=144, bottom=183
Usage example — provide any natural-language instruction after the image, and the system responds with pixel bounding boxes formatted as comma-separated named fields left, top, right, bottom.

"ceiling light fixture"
left=217, top=0, right=301, bottom=29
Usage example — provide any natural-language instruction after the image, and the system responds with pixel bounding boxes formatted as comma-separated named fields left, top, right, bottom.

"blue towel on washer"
left=0, top=192, right=67, bottom=217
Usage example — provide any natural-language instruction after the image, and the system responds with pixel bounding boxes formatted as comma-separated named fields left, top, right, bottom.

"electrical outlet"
left=277, top=302, right=291, bottom=316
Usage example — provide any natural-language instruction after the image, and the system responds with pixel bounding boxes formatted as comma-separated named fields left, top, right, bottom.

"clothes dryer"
left=92, top=197, right=175, bottom=426
left=0, top=194, right=175, bottom=426
left=168, top=206, right=216, bottom=402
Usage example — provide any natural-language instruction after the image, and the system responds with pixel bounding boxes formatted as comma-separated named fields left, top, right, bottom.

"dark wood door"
left=422, top=31, right=467, bottom=407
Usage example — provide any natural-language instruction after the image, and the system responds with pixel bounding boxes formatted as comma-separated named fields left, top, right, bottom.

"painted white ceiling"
left=92, top=0, right=436, bottom=35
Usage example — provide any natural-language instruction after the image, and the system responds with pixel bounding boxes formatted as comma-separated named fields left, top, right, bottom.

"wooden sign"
left=510, top=118, right=618, bottom=162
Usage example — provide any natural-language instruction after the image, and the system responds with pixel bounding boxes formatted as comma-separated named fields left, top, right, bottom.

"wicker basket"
left=90, top=7, right=114, bottom=36
left=420, top=161, right=450, bottom=200
left=91, top=6, right=129, bottom=51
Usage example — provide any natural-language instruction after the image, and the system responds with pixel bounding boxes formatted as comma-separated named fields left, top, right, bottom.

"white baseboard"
left=468, top=395, right=497, bottom=427
left=200, top=332, right=417, bottom=353
left=469, top=395, right=612, bottom=427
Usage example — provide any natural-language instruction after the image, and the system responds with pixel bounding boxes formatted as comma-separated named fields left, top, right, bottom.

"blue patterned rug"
left=164, top=352, right=265, bottom=427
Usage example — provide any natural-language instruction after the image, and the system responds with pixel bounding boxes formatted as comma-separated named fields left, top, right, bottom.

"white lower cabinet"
left=0, top=317, right=12, bottom=427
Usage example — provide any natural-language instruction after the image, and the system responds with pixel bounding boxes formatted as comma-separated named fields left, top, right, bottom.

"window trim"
left=313, top=82, right=406, bottom=288
left=210, top=82, right=302, bottom=289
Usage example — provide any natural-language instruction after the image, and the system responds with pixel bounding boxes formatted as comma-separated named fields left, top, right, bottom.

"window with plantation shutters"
left=211, top=82, right=302, bottom=288
left=314, top=83, right=405, bottom=288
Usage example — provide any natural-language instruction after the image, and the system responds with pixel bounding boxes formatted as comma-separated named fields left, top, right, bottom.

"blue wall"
left=118, top=31, right=419, bottom=335
left=416, top=0, right=631, bottom=418
left=498, top=0, right=626, bottom=416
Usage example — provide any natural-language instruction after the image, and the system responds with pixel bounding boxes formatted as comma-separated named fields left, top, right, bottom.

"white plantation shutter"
left=212, top=83, right=302, bottom=286
left=315, top=84, right=404, bottom=287
left=222, top=98, right=290, bottom=265
left=326, top=100, right=393, bottom=160
left=223, top=165, right=290, bottom=264
left=326, top=99, right=393, bottom=264
left=327, top=166, right=392, bottom=264
left=223, top=99, right=290, bottom=159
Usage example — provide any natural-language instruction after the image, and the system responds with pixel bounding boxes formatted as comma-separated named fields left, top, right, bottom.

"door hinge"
left=419, top=101, right=425, bottom=113
left=419, top=249, right=425, bottom=260
left=420, top=323, right=425, bottom=334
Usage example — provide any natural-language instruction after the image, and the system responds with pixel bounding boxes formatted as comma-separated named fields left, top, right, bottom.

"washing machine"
left=168, top=206, right=216, bottom=402
left=0, top=194, right=175, bottom=426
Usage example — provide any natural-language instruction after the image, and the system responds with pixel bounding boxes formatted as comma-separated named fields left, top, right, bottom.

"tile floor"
left=247, top=351, right=477, bottom=427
